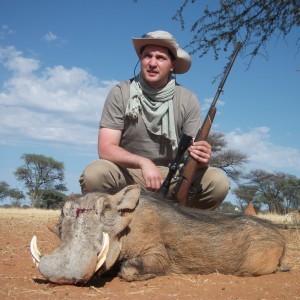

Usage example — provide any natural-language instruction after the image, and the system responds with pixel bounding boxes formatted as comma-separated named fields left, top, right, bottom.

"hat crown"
left=142, top=31, right=178, bottom=49
left=143, top=31, right=173, bottom=40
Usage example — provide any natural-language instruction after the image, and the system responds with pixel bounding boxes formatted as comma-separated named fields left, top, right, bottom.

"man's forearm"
left=98, top=145, right=149, bottom=170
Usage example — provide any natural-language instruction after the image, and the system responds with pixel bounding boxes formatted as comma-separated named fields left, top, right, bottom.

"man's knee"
left=79, top=159, right=123, bottom=193
left=207, top=167, right=231, bottom=203
left=79, top=160, right=103, bottom=193
left=187, top=167, right=230, bottom=210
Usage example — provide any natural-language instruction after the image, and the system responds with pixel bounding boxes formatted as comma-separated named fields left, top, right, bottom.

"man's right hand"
left=139, top=158, right=164, bottom=191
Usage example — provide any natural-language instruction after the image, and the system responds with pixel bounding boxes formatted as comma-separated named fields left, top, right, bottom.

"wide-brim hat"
left=132, top=30, right=191, bottom=74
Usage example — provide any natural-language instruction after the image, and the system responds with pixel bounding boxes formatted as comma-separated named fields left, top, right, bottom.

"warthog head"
left=30, top=185, right=141, bottom=285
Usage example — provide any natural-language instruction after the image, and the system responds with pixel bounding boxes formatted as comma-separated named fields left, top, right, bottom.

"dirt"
left=0, top=209, right=300, bottom=300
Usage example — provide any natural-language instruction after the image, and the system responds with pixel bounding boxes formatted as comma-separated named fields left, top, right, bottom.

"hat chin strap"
left=133, top=60, right=140, bottom=77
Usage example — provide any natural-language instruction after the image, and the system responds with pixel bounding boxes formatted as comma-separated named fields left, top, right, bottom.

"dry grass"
left=0, top=207, right=60, bottom=219
left=257, top=211, right=300, bottom=226
left=257, top=212, right=288, bottom=223
left=1, top=207, right=298, bottom=224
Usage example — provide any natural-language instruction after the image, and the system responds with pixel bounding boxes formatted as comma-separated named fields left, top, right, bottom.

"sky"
left=1, top=0, right=299, bottom=205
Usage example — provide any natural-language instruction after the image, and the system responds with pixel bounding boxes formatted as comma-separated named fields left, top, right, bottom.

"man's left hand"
left=188, top=140, right=211, bottom=168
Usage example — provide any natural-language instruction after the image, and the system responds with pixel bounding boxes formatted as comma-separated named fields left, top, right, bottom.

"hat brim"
left=132, top=38, right=191, bottom=74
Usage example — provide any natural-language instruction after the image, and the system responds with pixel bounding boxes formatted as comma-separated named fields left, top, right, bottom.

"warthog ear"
left=116, top=185, right=141, bottom=212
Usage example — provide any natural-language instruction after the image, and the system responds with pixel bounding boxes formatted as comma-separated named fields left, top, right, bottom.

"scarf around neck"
left=125, top=73, right=178, bottom=150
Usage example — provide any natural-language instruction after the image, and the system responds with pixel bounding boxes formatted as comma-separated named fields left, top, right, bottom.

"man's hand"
left=139, top=158, right=164, bottom=191
left=188, top=140, right=211, bottom=168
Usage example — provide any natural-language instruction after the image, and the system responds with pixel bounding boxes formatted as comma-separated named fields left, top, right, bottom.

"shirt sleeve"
left=99, top=81, right=130, bottom=130
left=175, top=86, right=202, bottom=138
left=182, top=93, right=202, bottom=138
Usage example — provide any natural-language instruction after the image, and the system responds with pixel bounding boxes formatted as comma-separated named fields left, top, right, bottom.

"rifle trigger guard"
left=187, top=185, right=197, bottom=200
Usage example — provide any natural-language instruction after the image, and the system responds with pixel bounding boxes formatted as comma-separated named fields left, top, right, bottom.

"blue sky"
left=1, top=0, right=299, bottom=205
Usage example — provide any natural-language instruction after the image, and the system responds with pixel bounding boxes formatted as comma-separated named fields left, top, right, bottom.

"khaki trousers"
left=79, top=159, right=230, bottom=210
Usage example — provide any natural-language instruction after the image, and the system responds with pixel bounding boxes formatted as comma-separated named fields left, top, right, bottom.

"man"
left=79, top=30, right=230, bottom=209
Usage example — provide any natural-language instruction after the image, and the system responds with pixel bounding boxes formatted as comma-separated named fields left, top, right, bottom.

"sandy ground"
left=0, top=208, right=299, bottom=300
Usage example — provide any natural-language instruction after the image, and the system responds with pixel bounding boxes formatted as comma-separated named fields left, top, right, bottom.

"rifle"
left=164, top=41, right=243, bottom=205
left=158, top=134, right=193, bottom=197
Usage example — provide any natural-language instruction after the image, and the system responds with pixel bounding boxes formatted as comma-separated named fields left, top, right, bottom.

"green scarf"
left=125, top=73, right=177, bottom=150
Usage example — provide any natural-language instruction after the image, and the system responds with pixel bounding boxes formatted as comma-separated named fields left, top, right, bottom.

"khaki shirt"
left=100, top=79, right=201, bottom=166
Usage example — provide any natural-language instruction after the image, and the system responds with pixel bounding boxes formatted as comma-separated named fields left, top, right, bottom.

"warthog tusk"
left=95, top=232, right=110, bottom=273
left=30, top=235, right=41, bottom=268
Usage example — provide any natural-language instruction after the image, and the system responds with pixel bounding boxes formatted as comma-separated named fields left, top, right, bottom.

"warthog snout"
left=30, top=232, right=109, bottom=284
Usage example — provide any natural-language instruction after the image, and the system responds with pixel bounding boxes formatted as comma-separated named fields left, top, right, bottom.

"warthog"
left=31, top=185, right=286, bottom=284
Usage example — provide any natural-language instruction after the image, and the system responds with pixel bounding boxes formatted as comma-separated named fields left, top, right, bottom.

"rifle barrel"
left=211, top=41, right=243, bottom=108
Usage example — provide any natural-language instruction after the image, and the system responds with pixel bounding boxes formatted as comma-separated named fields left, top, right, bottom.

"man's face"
left=140, top=45, right=176, bottom=89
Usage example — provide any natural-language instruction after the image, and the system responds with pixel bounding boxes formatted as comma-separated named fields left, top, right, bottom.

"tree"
left=218, top=200, right=238, bottom=213
left=279, top=175, right=300, bottom=211
left=244, top=169, right=285, bottom=213
left=0, top=181, right=10, bottom=201
left=0, top=181, right=25, bottom=207
left=232, top=183, right=261, bottom=212
left=208, top=131, right=248, bottom=181
left=7, top=188, right=25, bottom=207
left=173, top=0, right=299, bottom=63
left=35, top=190, right=67, bottom=209
left=232, top=169, right=300, bottom=213
left=14, top=154, right=67, bottom=207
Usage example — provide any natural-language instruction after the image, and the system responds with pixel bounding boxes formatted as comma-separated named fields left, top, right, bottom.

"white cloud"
left=202, top=97, right=225, bottom=112
left=0, top=25, right=16, bottom=39
left=43, top=31, right=58, bottom=42
left=225, top=127, right=300, bottom=174
left=0, top=46, right=39, bottom=74
left=0, top=46, right=118, bottom=148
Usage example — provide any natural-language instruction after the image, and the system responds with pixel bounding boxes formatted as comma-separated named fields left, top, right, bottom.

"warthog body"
left=31, top=185, right=286, bottom=284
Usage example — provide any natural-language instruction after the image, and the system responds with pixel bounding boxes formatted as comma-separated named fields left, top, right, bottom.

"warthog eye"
left=104, top=202, right=111, bottom=210
left=119, top=208, right=134, bottom=216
